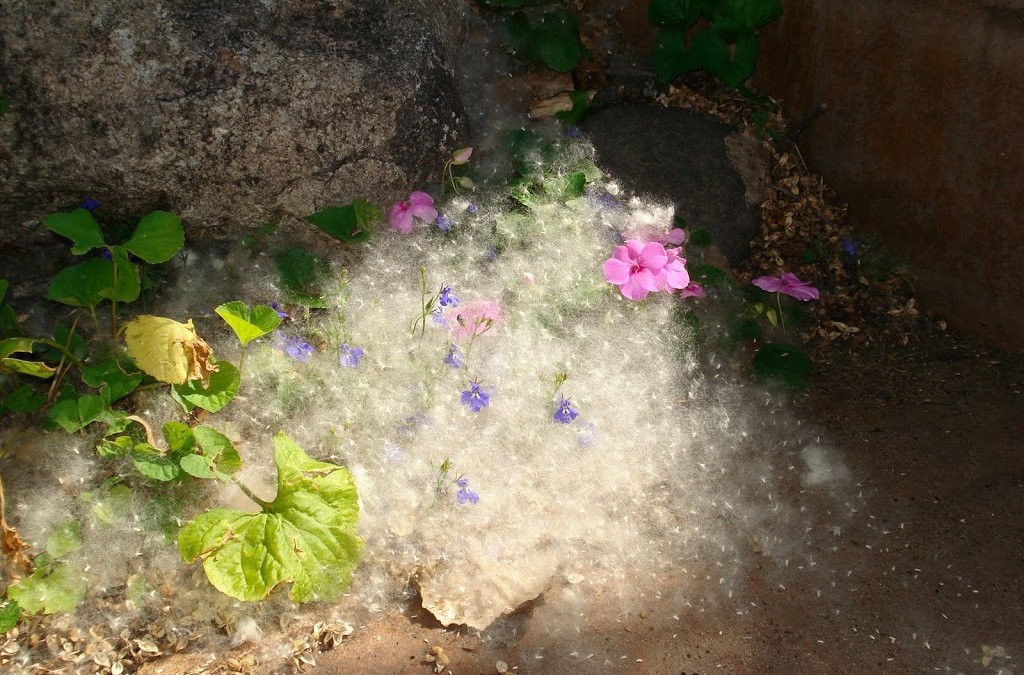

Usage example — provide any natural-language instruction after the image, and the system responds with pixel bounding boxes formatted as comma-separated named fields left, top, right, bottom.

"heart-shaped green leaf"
left=7, top=562, right=87, bottom=615
left=215, top=302, right=282, bottom=347
left=0, top=599, right=19, bottom=633
left=178, top=432, right=363, bottom=602
left=305, top=199, right=380, bottom=245
left=44, top=209, right=106, bottom=255
left=47, top=394, right=106, bottom=433
left=648, top=0, right=703, bottom=27
left=171, top=359, right=240, bottom=413
left=123, top=211, right=184, bottom=264
left=47, top=258, right=117, bottom=309
left=80, top=359, right=144, bottom=403
left=97, top=248, right=141, bottom=303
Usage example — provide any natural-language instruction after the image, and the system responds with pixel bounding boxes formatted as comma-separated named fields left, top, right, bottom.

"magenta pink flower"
left=680, top=282, right=704, bottom=299
left=603, top=240, right=669, bottom=301
left=751, top=273, right=820, bottom=301
left=661, top=247, right=690, bottom=290
left=451, top=300, right=501, bottom=341
left=388, top=191, right=438, bottom=234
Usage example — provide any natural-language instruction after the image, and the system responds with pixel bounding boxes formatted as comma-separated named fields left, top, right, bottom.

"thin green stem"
left=776, top=293, right=786, bottom=332
left=231, top=475, right=272, bottom=510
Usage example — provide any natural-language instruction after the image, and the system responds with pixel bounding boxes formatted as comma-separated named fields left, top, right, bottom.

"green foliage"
left=554, top=90, right=592, bottom=126
left=649, top=0, right=782, bottom=88
left=753, top=342, right=812, bottom=389
left=503, top=7, right=589, bottom=72
left=178, top=432, right=363, bottom=603
left=44, top=208, right=184, bottom=311
left=689, top=263, right=731, bottom=289
left=101, top=421, right=242, bottom=483
left=171, top=359, right=240, bottom=414
left=0, top=599, right=18, bottom=633
left=80, top=359, right=144, bottom=403
left=215, top=302, right=282, bottom=347
left=305, top=199, right=381, bottom=245
left=6, top=521, right=87, bottom=617
left=0, top=337, right=56, bottom=379
left=47, top=394, right=107, bottom=433
left=4, top=384, right=46, bottom=413
left=0, top=279, right=22, bottom=338
left=276, top=248, right=330, bottom=309
left=689, top=228, right=713, bottom=246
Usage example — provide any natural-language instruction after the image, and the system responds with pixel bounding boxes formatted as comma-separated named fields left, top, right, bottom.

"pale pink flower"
left=680, top=282, right=705, bottom=299
left=451, top=147, right=473, bottom=165
left=603, top=240, right=668, bottom=301
left=451, top=300, right=501, bottom=341
left=751, top=272, right=820, bottom=301
left=387, top=191, right=438, bottom=234
left=660, top=247, right=690, bottom=290
left=622, top=226, right=686, bottom=246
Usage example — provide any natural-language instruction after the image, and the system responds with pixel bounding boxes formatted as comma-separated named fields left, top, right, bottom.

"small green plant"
left=500, top=5, right=589, bottom=73
left=178, top=432, right=363, bottom=602
left=305, top=199, right=382, bottom=245
left=5, top=519, right=88, bottom=620
left=649, top=0, right=783, bottom=88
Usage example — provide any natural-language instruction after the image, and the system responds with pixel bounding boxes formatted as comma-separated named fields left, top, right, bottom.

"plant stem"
left=231, top=475, right=272, bottom=510
left=776, top=293, right=786, bottom=332
left=46, top=315, right=81, bottom=403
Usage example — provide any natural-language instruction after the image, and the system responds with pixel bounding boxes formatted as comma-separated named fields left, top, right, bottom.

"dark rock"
left=0, top=0, right=469, bottom=277
left=582, top=105, right=766, bottom=264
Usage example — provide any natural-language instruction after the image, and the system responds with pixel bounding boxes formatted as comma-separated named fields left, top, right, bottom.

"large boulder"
left=0, top=0, right=468, bottom=273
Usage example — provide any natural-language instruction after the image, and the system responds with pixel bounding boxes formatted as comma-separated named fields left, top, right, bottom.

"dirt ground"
left=274, top=327, right=1017, bottom=675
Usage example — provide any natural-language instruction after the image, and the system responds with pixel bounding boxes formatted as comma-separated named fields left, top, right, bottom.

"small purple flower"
left=432, top=308, right=449, bottom=326
left=79, top=196, right=100, bottom=212
left=99, top=249, right=114, bottom=261
left=553, top=396, right=579, bottom=424
left=577, top=421, right=597, bottom=448
left=842, top=238, right=859, bottom=256
left=467, top=202, right=479, bottom=214
left=562, top=125, right=582, bottom=139
left=439, top=285, right=459, bottom=308
left=339, top=343, right=364, bottom=368
left=271, top=302, right=290, bottom=319
left=444, top=344, right=463, bottom=369
left=460, top=381, right=490, bottom=413
left=486, top=246, right=498, bottom=262
left=437, top=214, right=454, bottom=232
left=282, top=335, right=315, bottom=361
left=456, top=477, right=480, bottom=505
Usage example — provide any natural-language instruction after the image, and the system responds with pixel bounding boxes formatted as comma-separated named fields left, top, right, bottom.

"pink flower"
left=603, top=240, right=669, bottom=301
left=388, top=191, right=438, bottom=234
left=680, top=282, right=704, bottom=299
left=451, top=147, right=473, bottom=165
left=451, top=300, right=501, bottom=341
left=661, top=247, right=690, bottom=290
left=751, top=272, right=820, bottom=301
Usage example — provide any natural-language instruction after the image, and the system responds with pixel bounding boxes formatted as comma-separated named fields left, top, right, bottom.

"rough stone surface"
left=0, top=0, right=469, bottom=274
left=582, top=105, right=764, bottom=264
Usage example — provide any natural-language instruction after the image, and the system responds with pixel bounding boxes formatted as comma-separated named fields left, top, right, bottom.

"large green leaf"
left=47, top=258, right=115, bottom=309
left=651, top=27, right=692, bottom=83
left=0, top=337, right=56, bottom=379
left=97, top=248, right=141, bottom=303
left=45, top=519, right=83, bottom=559
left=304, top=200, right=380, bottom=245
left=0, top=599, right=19, bottom=633
left=714, top=31, right=760, bottom=88
left=276, top=248, right=330, bottom=309
left=648, top=0, right=703, bottom=27
left=132, top=443, right=184, bottom=482
left=7, top=563, right=87, bottom=615
left=711, top=0, right=782, bottom=31
left=178, top=432, right=363, bottom=603
left=80, top=359, right=144, bottom=403
left=171, top=359, right=240, bottom=413
left=43, top=209, right=106, bottom=255
left=4, top=384, right=46, bottom=412
left=47, top=394, right=107, bottom=433
left=183, top=425, right=242, bottom=479
left=123, top=211, right=184, bottom=264
left=215, top=302, right=282, bottom=347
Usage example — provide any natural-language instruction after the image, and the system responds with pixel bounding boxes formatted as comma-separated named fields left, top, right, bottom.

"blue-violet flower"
left=444, top=344, right=464, bottom=369
left=339, top=343, right=365, bottom=368
left=282, top=335, right=315, bottom=361
left=80, top=196, right=101, bottom=211
left=456, top=477, right=480, bottom=505
left=439, top=285, right=459, bottom=308
left=460, top=381, right=490, bottom=413
left=553, top=396, right=579, bottom=424
left=437, top=214, right=454, bottom=232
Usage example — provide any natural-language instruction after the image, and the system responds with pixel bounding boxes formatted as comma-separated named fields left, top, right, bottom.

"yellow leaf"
left=124, top=316, right=219, bottom=385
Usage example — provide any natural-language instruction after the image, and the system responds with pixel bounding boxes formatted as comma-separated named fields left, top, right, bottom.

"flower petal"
left=387, top=205, right=414, bottom=234
left=603, top=257, right=632, bottom=284
left=619, top=273, right=650, bottom=301
left=637, top=241, right=668, bottom=270
left=751, top=275, right=783, bottom=293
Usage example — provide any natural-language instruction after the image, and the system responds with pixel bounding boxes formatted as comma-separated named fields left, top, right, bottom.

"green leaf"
left=45, top=519, right=82, bottom=559
left=171, top=359, right=240, bottom=413
left=0, top=337, right=56, bottom=379
left=549, top=171, right=587, bottom=201
left=689, top=228, right=713, bottom=246
left=178, top=432, right=363, bottom=603
left=7, top=563, right=87, bottom=615
left=47, top=394, right=106, bottom=433
left=163, top=421, right=196, bottom=455
left=215, top=301, right=282, bottom=347
left=276, top=248, right=330, bottom=309
left=192, top=425, right=242, bottom=477
left=80, top=359, right=144, bottom=403
left=305, top=201, right=378, bottom=245
left=132, top=443, right=184, bottom=482
left=536, top=10, right=587, bottom=72
left=0, top=279, right=7, bottom=301
left=689, top=263, right=732, bottom=288
left=83, top=480, right=133, bottom=526
left=753, top=343, right=812, bottom=389
left=123, top=211, right=184, bottom=264
left=43, top=209, right=106, bottom=255
left=97, top=248, right=141, bottom=303
left=716, top=31, right=760, bottom=88
left=711, top=0, right=782, bottom=31
left=97, top=435, right=135, bottom=459
left=4, top=384, right=46, bottom=412
left=648, top=0, right=703, bottom=27
left=0, top=599, right=19, bottom=633
left=554, top=90, right=592, bottom=126
left=47, top=258, right=114, bottom=309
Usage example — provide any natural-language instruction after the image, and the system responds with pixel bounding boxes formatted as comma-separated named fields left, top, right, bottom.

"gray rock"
left=0, top=0, right=469, bottom=275
left=582, top=105, right=766, bottom=264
